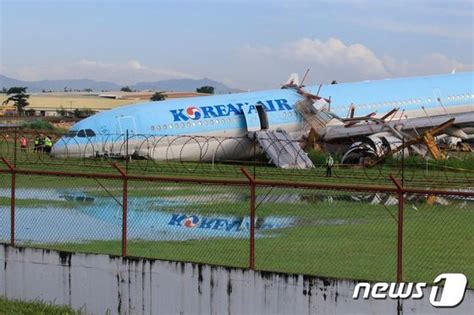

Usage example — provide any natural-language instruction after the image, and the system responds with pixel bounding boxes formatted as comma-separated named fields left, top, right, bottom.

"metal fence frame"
left=1, top=157, right=472, bottom=283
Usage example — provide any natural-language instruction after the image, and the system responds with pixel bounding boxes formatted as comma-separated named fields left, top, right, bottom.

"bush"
left=0, top=297, right=80, bottom=314
left=56, top=107, right=96, bottom=118
left=73, top=108, right=96, bottom=119
left=377, top=151, right=474, bottom=170
left=22, top=120, right=55, bottom=130
left=307, top=149, right=328, bottom=165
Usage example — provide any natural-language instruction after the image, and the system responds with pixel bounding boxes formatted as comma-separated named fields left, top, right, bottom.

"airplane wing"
left=318, top=110, right=474, bottom=164
left=322, top=111, right=474, bottom=141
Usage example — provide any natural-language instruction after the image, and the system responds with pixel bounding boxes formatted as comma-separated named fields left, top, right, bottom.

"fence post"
left=241, top=167, right=256, bottom=269
left=390, top=174, right=404, bottom=283
left=1, top=158, right=16, bottom=246
left=13, top=128, right=18, bottom=168
left=113, top=163, right=128, bottom=257
left=125, top=129, right=129, bottom=173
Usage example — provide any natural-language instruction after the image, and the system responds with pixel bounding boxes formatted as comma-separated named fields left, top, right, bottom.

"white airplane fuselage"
left=52, top=72, right=474, bottom=161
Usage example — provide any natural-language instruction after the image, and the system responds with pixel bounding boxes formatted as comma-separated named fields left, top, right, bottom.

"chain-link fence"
left=0, top=170, right=11, bottom=244
left=253, top=187, right=399, bottom=282
left=125, top=179, right=250, bottom=267
left=1, top=129, right=473, bottom=189
left=3, top=172, right=124, bottom=256
left=0, top=160, right=472, bottom=287
left=403, top=192, right=474, bottom=285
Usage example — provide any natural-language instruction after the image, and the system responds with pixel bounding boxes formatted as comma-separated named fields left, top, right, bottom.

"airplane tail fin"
left=285, top=73, right=300, bottom=87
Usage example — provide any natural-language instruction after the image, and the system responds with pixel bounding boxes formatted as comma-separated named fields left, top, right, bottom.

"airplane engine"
left=341, top=133, right=408, bottom=164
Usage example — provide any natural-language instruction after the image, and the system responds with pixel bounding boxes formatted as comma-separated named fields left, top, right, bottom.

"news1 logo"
left=353, top=273, right=468, bottom=308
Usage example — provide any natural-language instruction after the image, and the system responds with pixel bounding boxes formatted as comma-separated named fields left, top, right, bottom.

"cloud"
left=281, top=38, right=389, bottom=77
left=356, top=18, right=473, bottom=40
left=2, top=38, right=471, bottom=90
left=3, top=59, right=198, bottom=84
left=127, top=60, right=143, bottom=70
left=382, top=53, right=473, bottom=76
left=74, top=59, right=198, bottom=82
left=236, top=37, right=473, bottom=88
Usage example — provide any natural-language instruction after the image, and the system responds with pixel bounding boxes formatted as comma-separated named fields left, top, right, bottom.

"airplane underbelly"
left=52, top=122, right=302, bottom=162
left=126, top=134, right=255, bottom=162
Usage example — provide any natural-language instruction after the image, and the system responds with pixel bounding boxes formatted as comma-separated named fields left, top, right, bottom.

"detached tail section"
left=284, top=73, right=300, bottom=87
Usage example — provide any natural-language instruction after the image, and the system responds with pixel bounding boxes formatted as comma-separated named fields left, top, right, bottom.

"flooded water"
left=0, top=187, right=470, bottom=244
left=0, top=188, right=296, bottom=244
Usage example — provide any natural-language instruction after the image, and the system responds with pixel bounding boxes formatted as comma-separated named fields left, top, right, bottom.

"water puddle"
left=0, top=188, right=296, bottom=243
left=0, top=187, right=471, bottom=244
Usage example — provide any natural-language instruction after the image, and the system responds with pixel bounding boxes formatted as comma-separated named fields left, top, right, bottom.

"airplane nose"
left=51, top=138, right=67, bottom=157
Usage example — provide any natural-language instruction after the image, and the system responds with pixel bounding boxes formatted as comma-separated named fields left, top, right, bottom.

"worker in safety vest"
left=326, top=154, right=334, bottom=177
left=44, top=136, right=53, bottom=153
left=33, top=135, right=40, bottom=151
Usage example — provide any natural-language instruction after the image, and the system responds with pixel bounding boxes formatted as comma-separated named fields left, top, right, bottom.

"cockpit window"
left=85, top=129, right=96, bottom=137
left=65, top=129, right=95, bottom=138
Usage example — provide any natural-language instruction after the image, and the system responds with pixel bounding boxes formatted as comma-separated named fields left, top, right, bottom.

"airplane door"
left=241, top=104, right=268, bottom=132
left=118, top=116, right=137, bottom=135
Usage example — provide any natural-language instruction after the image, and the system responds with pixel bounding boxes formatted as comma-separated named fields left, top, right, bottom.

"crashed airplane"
left=52, top=72, right=474, bottom=168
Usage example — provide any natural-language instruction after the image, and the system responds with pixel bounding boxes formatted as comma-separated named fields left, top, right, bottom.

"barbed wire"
left=0, top=129, right=472, bottom=187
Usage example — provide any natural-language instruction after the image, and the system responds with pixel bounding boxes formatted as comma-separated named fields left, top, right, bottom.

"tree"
left=2, top=87, right=30, bottom=115
left=150, top=92, right=166, bottom=101
left=24, top=109, right=36, bottom=116
left=57, top=106, right=68, bottom=117
left=121, top=86, right=132, bottom=92
left=196, top=86, right=214, bottom=94
left=73, top=108, right=96, bottom=119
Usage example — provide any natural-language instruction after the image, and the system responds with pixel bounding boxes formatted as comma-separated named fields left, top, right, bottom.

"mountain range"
left=0, top=74, right=241, bottom=94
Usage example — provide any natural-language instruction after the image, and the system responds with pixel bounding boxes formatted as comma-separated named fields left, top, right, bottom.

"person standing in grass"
left=44, top=136, right=53, bottom=153
left=20, top=136, right=27, bottom=151
left=33, top=135, right=40, bottom=152
left=326, top=154, right=334, bottom=177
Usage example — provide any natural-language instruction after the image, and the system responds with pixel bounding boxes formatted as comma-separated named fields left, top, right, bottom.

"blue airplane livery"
left=52, top=72, right=474, bottom=166
left=170, top=99, right=293, bottom=122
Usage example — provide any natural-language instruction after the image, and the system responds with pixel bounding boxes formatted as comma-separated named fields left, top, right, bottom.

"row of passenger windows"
left=282, top=111, right=300, bottom=118
left=149, top=92, right=473, bottom=132
left=151, top=117, right=243, bottom=131
left=335, top=93, right=474, bottom=111
left=150, top=111, right=305, bottom=132
left=446, top=94, right=474, bottom=100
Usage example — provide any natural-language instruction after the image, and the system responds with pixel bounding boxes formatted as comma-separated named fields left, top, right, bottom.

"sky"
left=0, top=0, right=473, bottom=90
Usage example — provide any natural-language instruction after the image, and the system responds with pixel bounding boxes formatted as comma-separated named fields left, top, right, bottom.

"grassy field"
left=0, top=137, right=472, bottom=287
left=0, top=297, right=80, bottom=315
left=1, top=148, right=473, bottom=189
left=33, top=200, right=473, bottom=287
left=0, top=127, right=473, bottom=188
left=0, top=175, right=471, bottom=287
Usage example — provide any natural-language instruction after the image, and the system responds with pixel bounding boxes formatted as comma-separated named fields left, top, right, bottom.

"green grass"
left=27, top=199, right=473, bottom=287
left=0, top=141, right=472, bottom=287
left=1, top=139, right=473, bottom=189
left=21, top=120, right=55, bottom=131
left=0, top=297, right=80, bottom=315
left=0, top=197, right=77, bottom=208
left=1, top=156, right=472, bottom=190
